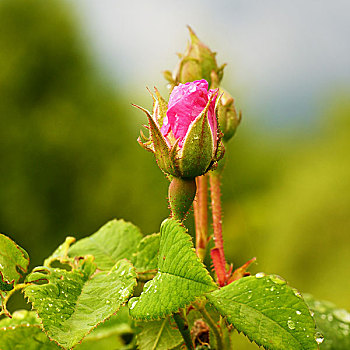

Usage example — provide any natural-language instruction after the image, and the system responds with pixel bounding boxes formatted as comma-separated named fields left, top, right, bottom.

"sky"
left=70, top=0, right=350, bottom=129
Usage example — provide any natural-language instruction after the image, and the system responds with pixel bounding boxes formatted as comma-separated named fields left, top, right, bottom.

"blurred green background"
left=0, top=1, right=349, bottom=347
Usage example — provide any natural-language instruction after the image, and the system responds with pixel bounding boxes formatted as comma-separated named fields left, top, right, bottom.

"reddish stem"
left=209, top=172, right=227, bottom=286
left=193, top=175, right=208, bottom=260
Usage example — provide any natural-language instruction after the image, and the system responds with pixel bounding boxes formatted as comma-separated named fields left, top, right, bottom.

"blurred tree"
left=0, top=0, right=168, bottom=268
left=0, top=2, right=349, bottom=337
left=223, top=95, right=350, bottom=311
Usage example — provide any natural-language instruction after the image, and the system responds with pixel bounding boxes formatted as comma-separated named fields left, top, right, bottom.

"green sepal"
left=153, top=87, right=168, bottom=128
left=135, top=104, right=175, bottom=175
left=178, top=94, right=215, bottom=178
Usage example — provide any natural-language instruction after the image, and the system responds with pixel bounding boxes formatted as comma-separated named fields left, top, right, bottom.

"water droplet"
left=310, top=310, right=315, bottom=317
left=327, top=314, right=333, bottom=322
left=48, top=303, right=53, bottom=307
left=255, top=272, right=265, bottom=279
left=270, top=275, right=286, bottom=285
left=292, top=289, right=303, bottom=298
left=120, top=270, right=126, bottom=276
left=315, top=332, right=324, bottom=344
left=129, top=300, right=138, bottom=310
left=287, top=320, right=296, bottom=330
left=296, top=310, right=301, bottom=315
left=105, top=300, right=110, bottom=304
left=270, top=286, right=275, bottom=292
left=333, top=309, right=350, bottom=323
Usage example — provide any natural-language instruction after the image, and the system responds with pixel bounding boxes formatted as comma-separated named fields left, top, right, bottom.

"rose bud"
left=136, top=79, right=225, bottom=179
left=163, top=26, right=226, bottom=89
left=217, top=88, right=242, bottom=142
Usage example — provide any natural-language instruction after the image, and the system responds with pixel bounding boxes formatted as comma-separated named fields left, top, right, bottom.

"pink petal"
left=163, top=80, right=212, bottom=147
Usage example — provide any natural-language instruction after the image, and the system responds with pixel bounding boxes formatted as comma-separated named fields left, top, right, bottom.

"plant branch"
left=209, top=171, right=227, bottom=286
left=173, top=311, right=194, bottom=350
left=193, top=175, right=208, bottom=261
left=197, top=304, right=224, bottom=350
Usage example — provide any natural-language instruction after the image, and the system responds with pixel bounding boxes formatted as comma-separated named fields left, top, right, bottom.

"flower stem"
left=209, top=171, right=227, bottom=286
left=168, top=177, right=196, bottom=221
left=197, top=304, right=224, bottom=350
left=193, top=175, right=208, bottom=260
left=173, top=311, right=194, bottom=350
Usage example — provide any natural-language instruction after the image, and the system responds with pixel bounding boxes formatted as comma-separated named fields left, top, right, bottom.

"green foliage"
left=129, top=219, right=217, bottom=320
left=0, top=310, right=59, bottom=350
left=0, top=308, right=134, bottom=350
left=132, top=233, right=160, bottom=273
left=0, top=234, right=29, bottom=291
left=24, top=258, right=137, bottom=349
left=136, top=316, right=183, bottom=350
left=75, top=307, right=134, bottom=349
left=67, top=219, right=143, bottom=270
left=207, top=274, right=317, bottom=350
left=305, top=294, right=350, bottom=349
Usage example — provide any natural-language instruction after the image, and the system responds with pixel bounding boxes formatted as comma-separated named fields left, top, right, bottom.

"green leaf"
left=44, top=236, right=76, bottom=267
left=136, top=316, right=183, bottom=350
left=76, top=307, right=134, bottom=349
left=129, top=219, right=217, bottom=320
left=24, top=258, right=137, bottom=349
left=0, top=234, right=29, bottom=290
left=304, top=294, right=350, bottom=349
left=67, top=219, right=142, bottom=270
left=207, top=274, right=318, bottom=350
left=132, top=233, right=160, bottom=273
left=0, top=310, right=59, bottom=349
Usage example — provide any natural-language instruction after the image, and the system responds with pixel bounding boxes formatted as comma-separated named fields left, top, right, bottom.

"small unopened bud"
left=166, top=26, right=225, bottom=88
left=217, top=88, right=241, bottom=142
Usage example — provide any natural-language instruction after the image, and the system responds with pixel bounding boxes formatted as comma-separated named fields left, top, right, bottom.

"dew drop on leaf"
left=287, top=319, right=296, bottom=330
left=292, top=288, right=303, bottom=298
left=270, top=275, right=286, bottom=285
left=315, top=332, right=324, bottom=344
left=255, top=272, right=265, bottom=279
left=296, top=310, right=301, bottom=315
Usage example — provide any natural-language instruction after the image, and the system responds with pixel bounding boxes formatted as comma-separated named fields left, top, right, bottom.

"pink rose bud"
left=136, top=79, right=225, bottom=179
